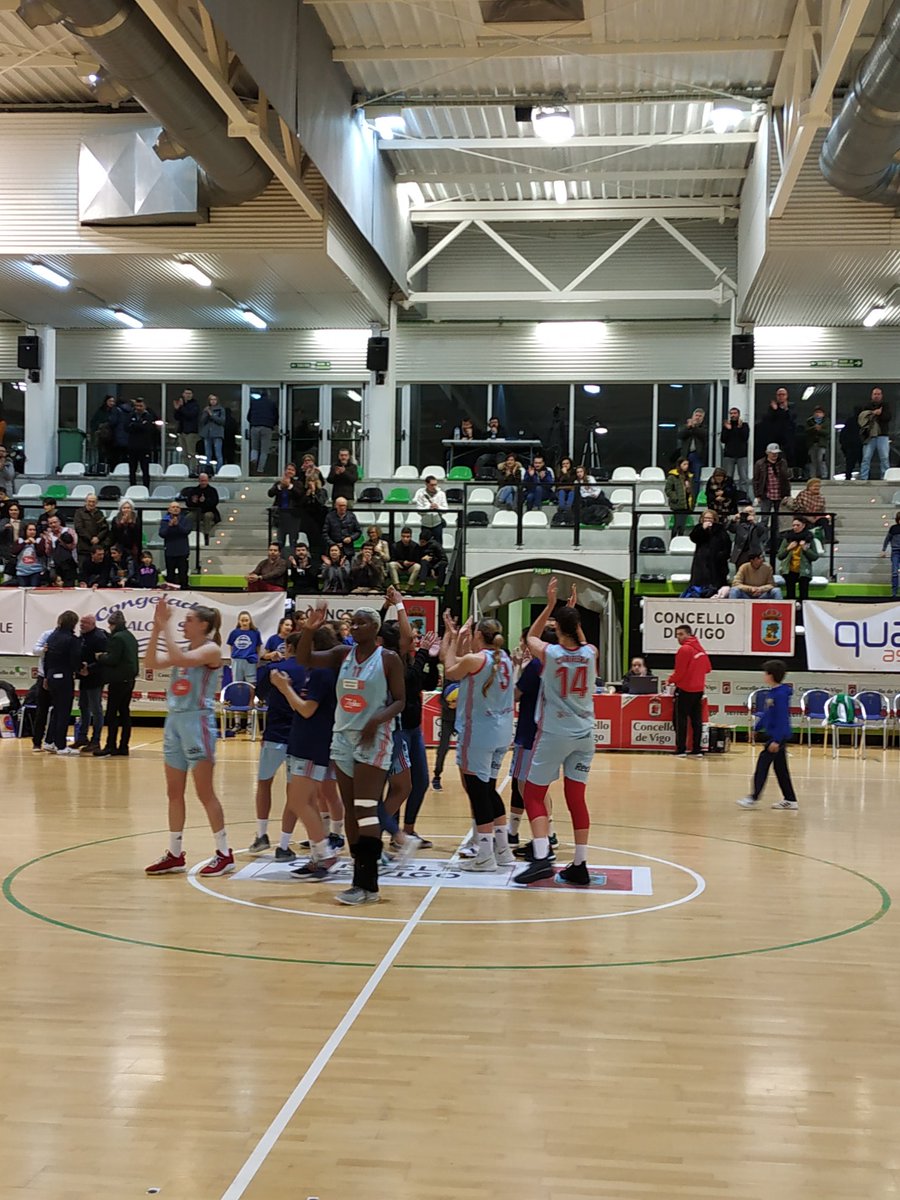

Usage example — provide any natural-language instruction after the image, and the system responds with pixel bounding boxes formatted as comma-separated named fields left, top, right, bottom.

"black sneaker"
left=549, top=832, right=558, bottom=849
left=274, top=845, right=296, bottom=862
left=512, top=856, right=555, bottom=886
left=507, top=830, right=520, bottom=846
left=513, top=840, right=556, bottom=863
left=431, top=776, right=442, bottom=792
left=327, top=833, right=345, bottom=852
left=298, top=839, right=311, bottom=849
left=248, top=834, right=270, bottom=854
left=93, top=747, right=113, bottom=757
left=557, top=862, right=591, bottom=887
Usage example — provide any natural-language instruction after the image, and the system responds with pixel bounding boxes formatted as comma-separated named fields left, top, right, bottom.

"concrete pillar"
left=365, top=305, right=396, bottom=477
left=23, top=326, right=57, bottom=476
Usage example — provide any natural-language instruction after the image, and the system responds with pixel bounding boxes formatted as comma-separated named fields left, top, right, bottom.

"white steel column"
left=366, top=305, right=397, bottom=477
left=24, top=326, right=57, bottom=476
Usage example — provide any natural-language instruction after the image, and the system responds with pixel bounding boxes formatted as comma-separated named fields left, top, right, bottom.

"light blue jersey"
left=456, top=649, right=514, bottom=771
left=334, top=644, right=389, bottom=733
left=536, top=642, right=596, bottom=738
left=168, top=662, right=217, bottom=713
left=164, top=658, right=219, bottom=770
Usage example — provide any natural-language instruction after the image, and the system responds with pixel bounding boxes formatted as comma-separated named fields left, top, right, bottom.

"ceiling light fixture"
left=801, top=386, right=815, bottom=401
left=347, top=389, right=363, bottom=403
left=582, top=384, right=601, bottom=395
left=552, top=179, right=569, bottom=205
left=373, top=114, right=406, bottom=141
left=29, top=261, right=70, bottom=289
left=708, top=103, right=744, bottom=134
left=111, top=308, right=143, bottom=328
left=240, top=308, right=268, bottom=330
left=176, top=260, right=213, bottom=288
left=863, top=305, right=887, bottom=327
left=532, top=104, right=575, bottom=143
left=536, top=321, right=607, bottom=347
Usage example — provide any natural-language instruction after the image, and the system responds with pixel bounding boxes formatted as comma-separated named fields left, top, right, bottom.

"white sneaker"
left=737, top=796, right=758, bottom=808
left=495, top=846, right=516, bottom=866
left=459, top=853, right=498, bottom=872
left=54, top=747, right=79, bottom=756
left=394, top=834, right=422, bottom=865
left=771, top=799, right=799, bottom=810
left=41, top=743, right=54, bottom=752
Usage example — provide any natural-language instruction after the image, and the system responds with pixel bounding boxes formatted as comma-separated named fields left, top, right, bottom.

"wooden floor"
left=1, top=732, right=896, bottom=1200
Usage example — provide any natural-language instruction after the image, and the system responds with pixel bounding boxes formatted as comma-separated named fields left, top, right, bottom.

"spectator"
left=777, top=517, right=819, bottom=601
left=729, top=552, right=783, bottom=600
left=388, top=526, right=422, bottom=589
left=261, top=616, right=296, bottom=662
left=456, top=416, right=479, bottom=440
left=0, top=445, right=15, bottom=493
left=108, top=545, right=129, bottom=587
left=74, top=613, right=107, bottom=753
left=881, top=511, right=900, bottom=598
left=364, top=524, right=390, bottom=563
left=288, top=543, right=321, bottom=596
left=268, top=465, right=303, bottom=555
left=38, top=498, right=62, bottom=535
left=349, top=543, right=385, bottom=592
left=414, top=474, right=448, bottom=543
left=246, top=543, right=288, bottom=592
left=418, top=530, right=447, bottom=586
left=298, top=473, right=328, bottom=562
left=573, top=463, right=600, bottom=499
left=298, top=452, right=326, bottom=490
left=621, top=655, right=652, bottom=693
left=30, top=625, right=55, bottom=750
left=677, top=407, right=707, bottom=498
left=326, top=448, right=359, bottom=505
left=321, top=544, right=350, bottom=594
left=555, top=457, right=577, bottom=511
left=0, top=485, right=9, bottom=517
left=0, top=501, right=23, bottom=576
left=523, top=454, right=555, bottom=510
left=839, top=408, right=863, bottom=480
left=159, top=500, right=193, bottom=589
left=485, top=416, right=503, bottom=439
left=94, top=609, right=139, bottom=757
left=199, top=393, right=226, bottom=471
left=496, top=452, right=523, bottom=508
left=90, top=394, right=118, bottom=473
left=805, top=405, right=830, bottom=480
left=729, top=505, right=769, bottom=569
left=665, top=457, right=695, bottom=535
left=227, top=611, right=263, bottom=684
left=128, top=549, right=159, bottom=588
left=322, top=495, right=361, bottom=560
left=247, top=389, right=278, bottom=475
left=47, top=531, right=78, bottom=587
left=79, top=545, right=114, bottom=589
left=108, top=396, right=132, bottom=467
left=688, top=510, right=731, bottom=593
left=720, top=406, right=749, bottom=490
left=182, top=472, right=221, bottom=546
left=72, top=493, right=109, bottom=566
left=13, top=522, right=47, bottom=587
left=793, top=477, right=834, bottom=543
left=666, top=623, right=711, bottom=759
left=704, top=467, right=737, bottom=520
left=126, top=397, right=157, bottom=489
left=44, top=609, right=82, bottom=755
left=858, top=388, right=891, bottom=481
left=753, top=443, right=791, bottom=515
left=171, top=387, right=199, bottom=462
left=758, top=388, right=798, bottom=469
left=109, top=498, right=142, bottom=569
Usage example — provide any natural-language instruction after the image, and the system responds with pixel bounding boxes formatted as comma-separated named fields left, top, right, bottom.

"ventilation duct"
left=820, top=0, right=900, bottom=206
left=22, top=0, right=272, bottom=207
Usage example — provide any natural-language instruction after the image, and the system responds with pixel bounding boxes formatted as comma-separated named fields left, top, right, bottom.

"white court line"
left=219, top=883, right=440, bottom=1200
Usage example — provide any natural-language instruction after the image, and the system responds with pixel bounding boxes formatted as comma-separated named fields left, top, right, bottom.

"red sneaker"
left=198, top=850, right=234, bottom=877
left=145, top=850, right=186, bottom=876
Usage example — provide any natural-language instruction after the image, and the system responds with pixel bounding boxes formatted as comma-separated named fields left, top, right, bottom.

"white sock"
left=533, top=836, right=550, bottom=859
left=510, top=812, right=522, bottom=835
left=573, top=844, right=588, bottom=866
left=330, top=818, right=344, bottom=837
left=169, top=831, right=183, bottom=857
left=494, top=825, right=509, bottom=851
left=313, top=838, right=330, bottom=861
left=214, top=828, right=229, bottom=856
left=279, top=831, right=292, bottom=851
left=257, top=819, right=268, bottom=838
left=476, top=832, right=493, bottom=858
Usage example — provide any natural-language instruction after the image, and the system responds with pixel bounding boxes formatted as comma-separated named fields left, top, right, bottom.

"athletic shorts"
left=390, top=728, right=411, bottom=776
left=456, top=740, right=508, bottom=784
left=526, top=730, right=594, bottom=788
left=257, top=741, right=288, bottom=781
left=330, top=725, right=393, bottom=778
left=510, top=744, right=533, bottom=781
left=163, top=709, right=216, bottom=772
left=286, top=754, right=331, bottom=783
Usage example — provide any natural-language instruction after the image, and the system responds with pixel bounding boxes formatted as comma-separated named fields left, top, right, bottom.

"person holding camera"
left=858, top=388, right=891, bottom=481
left=720, top=407, right=749, bottom=490
left=729, top=505, right=769, bottom=568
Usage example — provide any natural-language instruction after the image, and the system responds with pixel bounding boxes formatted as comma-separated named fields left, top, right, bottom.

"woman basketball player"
left=144, top=596, right=233, bottom=877
left=514, top=577, right=596, bottom=887
left=444, top=614, right=515, bottom=872
left=295, top=603, right=405, bottom=905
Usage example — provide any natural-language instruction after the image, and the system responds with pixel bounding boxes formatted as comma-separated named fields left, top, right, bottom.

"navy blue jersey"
left=228, top=627, right=262, bottom=661
left=257, top=660, right=306, bottom=745
left=287, top=667, right=338, bottom=767
left=514, top=658, right=542, bottom=750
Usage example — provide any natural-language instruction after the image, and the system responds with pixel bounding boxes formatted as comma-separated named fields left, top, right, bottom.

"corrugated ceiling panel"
left=753, top=324, right=900, bottom=379
left=326, top=197, right=392, bottom=321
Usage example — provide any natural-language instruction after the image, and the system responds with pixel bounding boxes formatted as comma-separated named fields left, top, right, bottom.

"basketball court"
left=1, top=735, right=895, bottom=1200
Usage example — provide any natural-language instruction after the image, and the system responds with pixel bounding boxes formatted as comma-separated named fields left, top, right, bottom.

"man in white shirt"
left=413, top=475, right=449, bottom=544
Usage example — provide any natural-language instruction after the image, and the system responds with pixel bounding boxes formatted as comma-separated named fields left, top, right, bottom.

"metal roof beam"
left=381, top=132, right=758, bottom=150
left=0, top=51, right=99, bottom=70
left=397, top=169, right=748, bottom=185
left=335, top=37, right=789, bottom=62
left=407, top=288, right=725, bottom=303
left=410, top=201, right=739, bottom=220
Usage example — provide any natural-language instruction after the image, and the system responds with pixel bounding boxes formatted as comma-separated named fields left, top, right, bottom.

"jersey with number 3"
left=456, top=649, right=514, bottom=751
left=537, top=642, right=596, bottom=737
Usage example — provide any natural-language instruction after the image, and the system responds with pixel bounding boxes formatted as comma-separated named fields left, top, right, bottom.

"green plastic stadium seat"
left=385, top=487, right=411, bottom=504
left=447, top=466, right=473, bottom=482
left=45, top=484, right=68, bottom=499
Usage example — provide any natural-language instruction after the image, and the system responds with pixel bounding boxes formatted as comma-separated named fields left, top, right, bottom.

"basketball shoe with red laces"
left=145, top=851, right=186, bottom=876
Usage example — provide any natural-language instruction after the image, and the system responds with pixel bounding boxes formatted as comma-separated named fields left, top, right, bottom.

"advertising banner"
left=643, top=598, right=794, bottom=657
left=804, top=600, right=900, bottom=672
left=291, top=595, right=439, bottom=638
left=0, top=588, right=25, bottom=654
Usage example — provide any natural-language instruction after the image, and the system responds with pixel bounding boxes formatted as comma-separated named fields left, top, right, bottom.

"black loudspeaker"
left=17, top=335, right=39, bottom=370
left=731, top=333, right=755, bottom=371
left=366, top=336, right=389, bottom=372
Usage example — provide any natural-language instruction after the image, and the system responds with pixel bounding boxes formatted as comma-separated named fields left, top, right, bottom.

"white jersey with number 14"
left=536, top=641, right=596, bottom=738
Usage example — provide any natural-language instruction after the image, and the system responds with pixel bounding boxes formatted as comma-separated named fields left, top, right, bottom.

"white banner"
left=291, top=595, right=439, bottom=637
left=0, top=589, right=25, bottom=654
left=21, top=588, right=285, bottom=658
left=804, top=600, right=900, bottom=672
left=643, top=598, right=795, bottom=657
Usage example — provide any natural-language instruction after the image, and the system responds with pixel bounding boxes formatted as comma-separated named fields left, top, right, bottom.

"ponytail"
left=477, top=618, right=504, bottom=696
left=194, top=604, right=222, bottom=645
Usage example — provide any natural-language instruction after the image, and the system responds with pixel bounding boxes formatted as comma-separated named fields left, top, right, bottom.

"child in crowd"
left=226, top=610, right=262, bottom=684
left=129, top=550, right=159, bottom=588
left=738, top=659, right=798, bottom=811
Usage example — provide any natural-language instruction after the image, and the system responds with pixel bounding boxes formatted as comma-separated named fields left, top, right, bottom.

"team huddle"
left=143, top=575, right=599, bottom=900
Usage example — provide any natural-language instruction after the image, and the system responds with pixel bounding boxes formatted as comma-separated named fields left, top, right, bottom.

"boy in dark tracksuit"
left=738, top=660, right=798, bottom=810
left=880, top=512, right=900, bottom=597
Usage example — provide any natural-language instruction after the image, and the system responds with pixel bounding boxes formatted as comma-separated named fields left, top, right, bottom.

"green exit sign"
left=289, top=360, right=332, bottom=370
left=809, top=358, right=863, bottom=368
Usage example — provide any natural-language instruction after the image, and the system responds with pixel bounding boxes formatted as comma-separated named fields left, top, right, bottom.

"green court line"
left=1, top=823, right=891, bottom=972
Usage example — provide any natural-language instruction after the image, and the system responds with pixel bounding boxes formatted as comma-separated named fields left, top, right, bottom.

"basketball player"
left=510, top=628, right=557, bottom=857
left=144, top=596, right=233, bottom=877
left=295, top=602, right=405, bottom=905
left=514, top=577, right=596, bottom=887
left=248, top=636, right=307, bottom=856
left=444, top=613, right=515, bottom=872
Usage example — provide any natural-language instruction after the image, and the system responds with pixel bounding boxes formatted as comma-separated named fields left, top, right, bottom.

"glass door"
left=244, top=384, right=281, bottom=477
left=325, top=385, right=366, bottom=471
left=287, top=386, right=324, bottom=473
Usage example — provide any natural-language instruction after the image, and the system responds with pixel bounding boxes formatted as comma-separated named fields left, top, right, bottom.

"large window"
left=330, top=386, right=364, bottom=463
left=491, top=384, right=569, bottom=466
left=836, top=381, right=897, bottom=473
left=574, top=383, right=653, bottom=474
left=0, top=381, right=25, bottom=452
left=86, top=382, right=164, bottom=469
left=408, top=385, right=487, bottom=471
left=656, top=383, right=714, bottom=469
left=754, top=380, right=833, bottom=473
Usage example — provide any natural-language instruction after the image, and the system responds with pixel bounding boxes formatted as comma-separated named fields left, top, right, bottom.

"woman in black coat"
left=688, top=510, right=731, bottom=592
left=43, top=609, right=83, bottom=754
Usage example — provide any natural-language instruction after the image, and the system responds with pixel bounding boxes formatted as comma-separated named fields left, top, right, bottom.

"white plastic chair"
left=124, top=485, right=150, bottom=501
left=444, top=512, right=458, bottom=528
left=148, top=462, right=163, bottom=479
left=637, top=513, right=666, bottom=530
left=611, top=467, right=638, bottom=482
left=214, top=465, right=241, bottom=481
left=884, top=467, right=900, bottom=482
left=165, top=463, right=190, bottom=479
left=469, top=487, right=496, bottom=504
left=491, top=511, right=517, bottom=527
left=70, top=484, right=94, bottom=500
left=637, top=488, right=666, bottom=508
left=151, top=484, right=178, bottom=501
left=59, top=462, right=86, bottom=477
left=401, top=512, right=422, bottom=528
left=111, top=463, right=130, bottom=478
left=14, top=483, right=42, bottom=499
left=610, top=488, right=633, bottom=507
left=609, top=511, right=632, bottom=528
left=522, top=510, right=548, bottom=527
left=354, top=511, right=377, bottom=526
left=639, top=466, right=665, bottom=481
left=393, top=466, right=419, bottom=480
left=669, top=535, right=695, bottom=554
left=420, top=465, right=446, bottom=480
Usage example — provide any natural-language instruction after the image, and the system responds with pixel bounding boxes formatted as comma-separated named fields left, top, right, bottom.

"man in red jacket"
left=667, top=624, right=711, bottom=758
